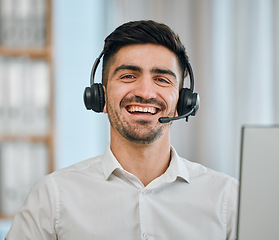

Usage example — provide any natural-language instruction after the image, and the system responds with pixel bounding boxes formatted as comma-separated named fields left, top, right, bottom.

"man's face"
left=104, top=44, right=181, bottom=144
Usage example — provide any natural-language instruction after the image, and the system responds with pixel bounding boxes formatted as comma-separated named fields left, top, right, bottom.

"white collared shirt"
left=6, top=146, right=238, bottom=240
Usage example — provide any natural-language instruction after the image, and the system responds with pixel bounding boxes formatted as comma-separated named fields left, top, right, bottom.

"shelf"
left=0, top=0, right=54, bottom=219
left=0, top=46, right=51, bottom=59
left=0, top=135, right=50, bottom=143
left=0, top=214, right=12, bottom=220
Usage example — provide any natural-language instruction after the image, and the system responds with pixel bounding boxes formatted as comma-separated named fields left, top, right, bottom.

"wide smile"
left=125, top=105, right=160, bottom=116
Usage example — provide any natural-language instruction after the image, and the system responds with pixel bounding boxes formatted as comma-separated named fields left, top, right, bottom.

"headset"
left=84, top=50, right=200, bottom=123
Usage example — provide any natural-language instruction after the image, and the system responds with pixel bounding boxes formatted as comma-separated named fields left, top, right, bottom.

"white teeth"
left=128, top=106, right=157, bottom=114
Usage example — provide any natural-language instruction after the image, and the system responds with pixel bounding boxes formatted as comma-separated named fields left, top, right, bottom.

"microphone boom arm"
left=158, top=108, right=195, bottom=124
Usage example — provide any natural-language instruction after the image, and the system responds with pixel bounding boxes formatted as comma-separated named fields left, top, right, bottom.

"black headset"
left=84, top=51, right=200, bottom=123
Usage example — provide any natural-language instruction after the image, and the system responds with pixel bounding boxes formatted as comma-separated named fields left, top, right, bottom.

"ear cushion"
left=92, top=83, right=105, bottom=112
left=83, top=83, right=105, bottom=112
left=177, top=88, right=199, bottom=116
left=84, top=87, right=93, bottom=110
left=96, top=83, right=105, bottom=112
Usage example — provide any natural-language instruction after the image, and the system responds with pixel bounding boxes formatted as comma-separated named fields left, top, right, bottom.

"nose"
left=133, top=75, right=157, bottom=99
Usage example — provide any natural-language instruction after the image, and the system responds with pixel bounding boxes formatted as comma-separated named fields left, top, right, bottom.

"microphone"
left=158, top=108, right=195, bottom=124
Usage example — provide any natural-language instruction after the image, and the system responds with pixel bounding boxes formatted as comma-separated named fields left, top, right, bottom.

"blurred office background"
left=0, top=0, right=279, bottom=237
left=53, top=0, right=279, bottom=178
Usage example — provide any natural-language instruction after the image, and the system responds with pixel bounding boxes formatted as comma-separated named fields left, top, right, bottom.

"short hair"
left=102, top=20, right=189, bottom=89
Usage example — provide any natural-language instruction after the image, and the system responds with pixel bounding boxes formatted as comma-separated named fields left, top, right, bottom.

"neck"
left=110, top=128, right=171, bottom=186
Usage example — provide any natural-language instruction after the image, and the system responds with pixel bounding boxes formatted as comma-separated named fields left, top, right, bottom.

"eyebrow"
left=113, top=65, right=142, bottom=76
left=113, top=64, right=177, bottom=80
left=151, top=67, right=177, bottom=80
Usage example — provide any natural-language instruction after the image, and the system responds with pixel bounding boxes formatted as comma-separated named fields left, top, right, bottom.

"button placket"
left=139, top=189, right=153, bottom=240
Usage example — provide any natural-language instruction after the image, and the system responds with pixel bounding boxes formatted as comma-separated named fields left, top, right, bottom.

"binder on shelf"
left=0, top=0, right=52, bottom=222
left=0, top=142, right=48, bottom=215
left=7, top=58, right=24, bottom=135
left=0, top=142, right=20, bottom=215
left=0, top=0, right=15, bottom=46
left=0, top=0, right=47, bottom=47
left=31, top=60, right=50, bottom=134
left=0, top=57, right=50, bottom=135
left=21, top=59, right=50, bottom=135
left=20, top=58, right=36, bottom=135
left=0, top=58, right=9, bottom=135
left=31, top=0, right=47, bottom=47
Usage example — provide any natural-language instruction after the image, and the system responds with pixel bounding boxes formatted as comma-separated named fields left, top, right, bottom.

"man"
left=6, top=20, right=238, bottom=239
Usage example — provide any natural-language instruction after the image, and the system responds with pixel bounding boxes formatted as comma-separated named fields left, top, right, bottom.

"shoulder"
left=185, top=157, right=237, bottom=180
left=50, top=155, right=103, bottom=179
left=179, top=157, right=239, bottom=227
left=29, top=155, right=104, bottom=197
left=172, top=147, right=238, bottom=186
left=179, top=157, right=238, bottom=193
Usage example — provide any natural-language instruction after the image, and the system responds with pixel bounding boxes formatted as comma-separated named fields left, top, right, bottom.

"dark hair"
left=102, top=20, right=189, bottom=88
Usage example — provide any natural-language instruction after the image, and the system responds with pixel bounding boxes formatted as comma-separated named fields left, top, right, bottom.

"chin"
left=121, top=126, right=164, bottom=144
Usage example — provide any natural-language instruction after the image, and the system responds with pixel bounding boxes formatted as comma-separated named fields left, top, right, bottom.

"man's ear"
left=174, top=99, right=179, bottom=117
left=174, top=109, right=179, bottom=117
left=103, top=85, right=107, bottom=113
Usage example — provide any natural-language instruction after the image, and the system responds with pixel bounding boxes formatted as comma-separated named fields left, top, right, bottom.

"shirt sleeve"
left=226, top=178, right=239, bottom=240
left=5, top=175, right=58, bottom=239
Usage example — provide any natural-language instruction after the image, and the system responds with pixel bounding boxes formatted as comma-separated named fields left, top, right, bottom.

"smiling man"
left=6, top=20, right=238, bottom=240
left=104, top=43, right=181, bottom=186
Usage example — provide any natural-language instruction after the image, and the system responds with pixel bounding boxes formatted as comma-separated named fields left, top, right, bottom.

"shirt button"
left=143, top=233, right=149, bottom=239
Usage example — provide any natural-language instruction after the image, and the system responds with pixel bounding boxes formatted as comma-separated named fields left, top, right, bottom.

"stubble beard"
left=108, top=108, right=164, bottom=144
left=106, top=98, right=168, bottom=145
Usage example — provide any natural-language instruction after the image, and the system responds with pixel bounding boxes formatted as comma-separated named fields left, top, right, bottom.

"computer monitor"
left=237, top=125, right=279, bottom=239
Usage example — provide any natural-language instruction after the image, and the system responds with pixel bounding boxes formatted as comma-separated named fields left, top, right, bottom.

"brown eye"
left=155, top=78, right=170, bottom=85
left=121, top=75, right=135, bottom=79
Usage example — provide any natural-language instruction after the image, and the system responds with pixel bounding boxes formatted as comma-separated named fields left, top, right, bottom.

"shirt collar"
left=167, top=146, right=190, bottom=183
left=102, top=145, right=123, bottom=180
left=101, top=145, right=190, bottom=184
